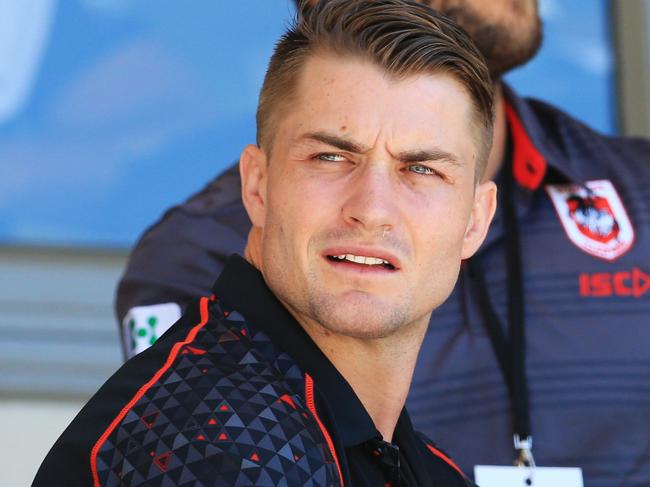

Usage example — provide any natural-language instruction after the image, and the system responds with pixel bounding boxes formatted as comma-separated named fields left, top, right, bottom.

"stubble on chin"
left=304, top=279, right=411, bottom=340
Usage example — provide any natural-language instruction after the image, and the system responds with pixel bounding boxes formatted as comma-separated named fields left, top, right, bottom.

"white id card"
left=474, top=465, right=583, bottom=487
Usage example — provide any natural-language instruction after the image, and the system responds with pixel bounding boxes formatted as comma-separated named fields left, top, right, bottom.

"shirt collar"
left=213, top=254, right=378, bottom=447
left=503, top=83, right=582, bottom=185
left=476, top=85, right=581, bottom=251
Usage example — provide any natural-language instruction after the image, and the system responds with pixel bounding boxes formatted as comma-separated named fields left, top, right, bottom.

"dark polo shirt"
left=35, top=255, right=471, bottom=486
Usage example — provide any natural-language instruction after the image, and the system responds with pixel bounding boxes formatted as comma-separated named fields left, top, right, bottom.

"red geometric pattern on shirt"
left=95, top=300, right=340, bottom=486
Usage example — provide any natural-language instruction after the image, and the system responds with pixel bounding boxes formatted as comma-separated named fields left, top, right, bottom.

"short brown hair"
left=257, top=0, right=494, bottom=178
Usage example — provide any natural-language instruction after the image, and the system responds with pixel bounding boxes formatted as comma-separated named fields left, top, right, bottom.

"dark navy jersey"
left=36, top=256, right=471, bottom=487
left=116, top=85, right=650, bottom=486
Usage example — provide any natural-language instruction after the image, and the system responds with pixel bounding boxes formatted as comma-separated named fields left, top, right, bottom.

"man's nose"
left=341, top=163, right=399, bottom=233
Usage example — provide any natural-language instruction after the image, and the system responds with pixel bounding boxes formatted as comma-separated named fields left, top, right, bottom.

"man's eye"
left=408, top=164, right=436, bottom=176
left=316, top=153, right=346, bottom=162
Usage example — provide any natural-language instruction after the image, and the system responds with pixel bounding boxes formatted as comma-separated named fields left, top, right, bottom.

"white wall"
left=0, top=247, right=126, bottom=485
left=0, top=399, right=84, bottom=486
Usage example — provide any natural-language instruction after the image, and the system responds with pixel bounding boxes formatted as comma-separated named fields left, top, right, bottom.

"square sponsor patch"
left=122, top=302, right=181, bottom=357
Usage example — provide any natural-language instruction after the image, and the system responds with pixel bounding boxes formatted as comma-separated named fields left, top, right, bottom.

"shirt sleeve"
left=114, top=162, right=250, bottom=359
left=33, top=301, right=203, bottom=486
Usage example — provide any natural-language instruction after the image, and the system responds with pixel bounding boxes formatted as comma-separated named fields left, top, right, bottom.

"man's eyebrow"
left=299, top=132, right=462, bottom=165
left=396, top=148, right=462, bottom=166
left=300, top=131, right=368, bottom=153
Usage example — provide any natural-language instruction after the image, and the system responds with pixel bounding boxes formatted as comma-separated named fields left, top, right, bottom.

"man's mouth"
left=326, top=253, right=396, bottom=271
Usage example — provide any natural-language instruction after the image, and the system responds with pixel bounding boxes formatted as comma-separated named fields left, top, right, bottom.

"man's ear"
left=239, top=144, right=268, bottom=229
left=461, top=180, right=497, bottom=259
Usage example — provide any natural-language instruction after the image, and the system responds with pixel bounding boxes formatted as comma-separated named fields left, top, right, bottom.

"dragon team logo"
left=546, top=180, right=634, bottom=261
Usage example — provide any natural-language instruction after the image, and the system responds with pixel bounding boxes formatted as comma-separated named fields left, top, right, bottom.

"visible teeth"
left=347, top=254, right=363, bottom=264
left=332, top=254, right=390, bottom=266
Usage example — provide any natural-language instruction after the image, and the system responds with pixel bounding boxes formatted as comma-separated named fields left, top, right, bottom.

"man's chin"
left=319, top=320, right=403, bottom=340
left=308, top=297, right=409, bottom=340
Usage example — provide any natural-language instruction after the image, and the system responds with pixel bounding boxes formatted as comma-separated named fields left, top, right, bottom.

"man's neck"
left=245, top=239, right=424, bottom=441
left=483, top=83, right=507, bottom=182
left=299, top=315, right=429, bottom=443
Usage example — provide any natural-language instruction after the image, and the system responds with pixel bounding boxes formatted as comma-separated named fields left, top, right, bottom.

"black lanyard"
left=467, top=146, right=534, bottom=466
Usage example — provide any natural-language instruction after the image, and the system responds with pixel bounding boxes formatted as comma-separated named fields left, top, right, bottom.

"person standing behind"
left=117, top=1, right=650, bottom=485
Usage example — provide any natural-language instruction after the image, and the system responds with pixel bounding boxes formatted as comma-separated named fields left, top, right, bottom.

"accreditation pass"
left=474, top=465, right=583, bottom=487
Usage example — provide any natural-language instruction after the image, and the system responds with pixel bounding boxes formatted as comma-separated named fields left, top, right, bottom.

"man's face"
left=413, top=0, right=544, bottom=77
left=241, top=55, right=495, bottom=339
